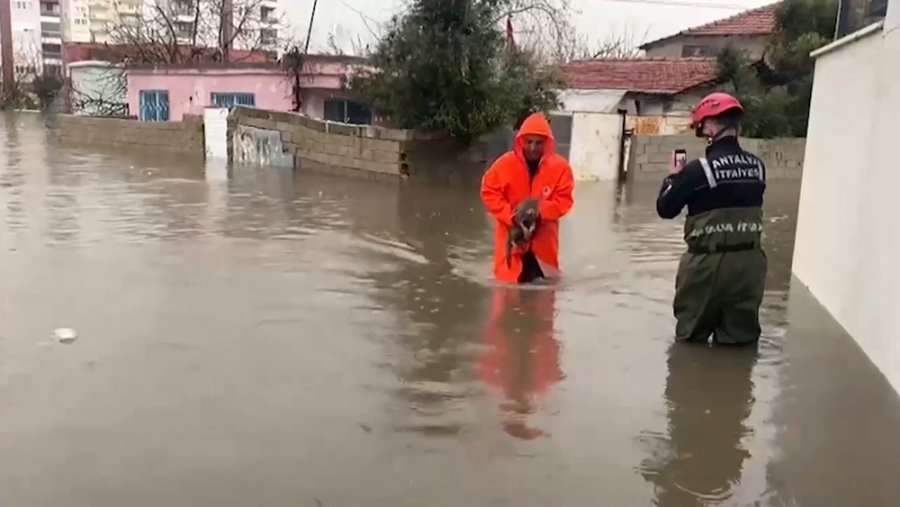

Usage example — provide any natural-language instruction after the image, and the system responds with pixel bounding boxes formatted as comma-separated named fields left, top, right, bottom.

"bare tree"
left=497, top=1, right=649, bottom=62
left=573, top=23, right=650, bottom=60
left=105, top=0, right=292, bottom=64
left=69, top=64, right=129, bottom=117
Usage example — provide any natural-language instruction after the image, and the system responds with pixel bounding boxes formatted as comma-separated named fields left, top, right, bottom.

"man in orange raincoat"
left=480, top=112, right=575, bottom=283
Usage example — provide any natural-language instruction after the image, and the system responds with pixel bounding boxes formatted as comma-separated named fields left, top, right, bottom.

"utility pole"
left=304, top=0, right=318, bottom=54
left=0, top=0, right=15, bottom=100
left=221, top=0, right=234, bottom=61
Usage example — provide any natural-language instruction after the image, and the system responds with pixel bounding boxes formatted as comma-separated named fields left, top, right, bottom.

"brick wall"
left=55, top=115, right=204, bottom=156
left=627, top=134, right=806, bottom=182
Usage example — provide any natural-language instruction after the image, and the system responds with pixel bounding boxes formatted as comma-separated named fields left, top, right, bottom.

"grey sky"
left=283, top=0, right=774, bottom=54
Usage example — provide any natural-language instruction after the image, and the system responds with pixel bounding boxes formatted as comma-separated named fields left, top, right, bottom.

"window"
left=260, top=5, right=275, bottom=21
left=210, top=92, right=256, bottom=108
left=14, top=1, right=32, bottom=9
left=260, top=28, right=277, bottom=46
left=173, top=0, right=194, bottom=16
left=681, top=44, right=717, bottom=57
left=41, top=22, right=61, bottom=36
left=174, top=20, right=193, bottom=39
left=324, top=99, right=373, bottom=125
left=42, top=43, right=62, bottom=57
left=40, top=1, right=60, bottom=15
left=139, top=90, right=170, bottom=122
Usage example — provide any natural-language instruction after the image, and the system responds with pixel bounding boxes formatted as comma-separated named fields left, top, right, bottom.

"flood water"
left=2, top=112, right=900, bottom=507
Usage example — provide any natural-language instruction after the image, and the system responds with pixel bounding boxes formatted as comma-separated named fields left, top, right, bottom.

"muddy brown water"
left=2, top=113, right=900, bottom=507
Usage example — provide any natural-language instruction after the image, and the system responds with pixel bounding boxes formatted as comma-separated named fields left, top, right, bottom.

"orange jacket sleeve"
left=481, top=160, right=514, bottom=227
left=539, top=162, right=574, bottom=221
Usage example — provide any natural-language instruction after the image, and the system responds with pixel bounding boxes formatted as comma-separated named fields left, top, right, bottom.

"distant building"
left=85, top=0, right=142, bottom=43
left=125, top=55, right=373, bottom=123
left=62, top=0, right=91, bottom=43
left=639, top=2, right=781, bottom=61
left=40, top=0, right=63, bottom=75
left=86, top=0, right=280, bottom=52
left=558, top=57, right=718, bottom=132
left=0, top=0, right=65, bottom=79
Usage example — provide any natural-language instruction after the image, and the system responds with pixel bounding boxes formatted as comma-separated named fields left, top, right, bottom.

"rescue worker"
left=481, top=112, right=575, bottom=283
left=657, top=92, right=767, bottom=345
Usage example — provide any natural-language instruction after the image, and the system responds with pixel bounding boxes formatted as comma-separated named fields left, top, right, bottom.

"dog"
left=506, top=197, right=540, bottom=269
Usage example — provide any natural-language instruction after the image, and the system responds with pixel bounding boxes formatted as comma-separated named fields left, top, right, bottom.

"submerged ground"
left=2, top=113, right=899, bottom=507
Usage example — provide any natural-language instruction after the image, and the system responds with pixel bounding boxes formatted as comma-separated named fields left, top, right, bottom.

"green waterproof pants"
left=673, top=249, right=767, bottom=344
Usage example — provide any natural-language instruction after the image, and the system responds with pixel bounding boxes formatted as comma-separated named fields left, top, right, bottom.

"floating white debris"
left=51, top=328, right=78, bottom=344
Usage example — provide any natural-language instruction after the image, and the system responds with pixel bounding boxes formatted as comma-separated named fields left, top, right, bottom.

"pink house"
left=126, top=55, right=374, bottom=124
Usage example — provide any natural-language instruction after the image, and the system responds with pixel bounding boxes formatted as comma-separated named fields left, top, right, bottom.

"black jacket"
left=656, top=136, right=766, bottom=219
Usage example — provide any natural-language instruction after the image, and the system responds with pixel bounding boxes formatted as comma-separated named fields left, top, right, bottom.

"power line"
left=598, top=0, right=751, bottom=9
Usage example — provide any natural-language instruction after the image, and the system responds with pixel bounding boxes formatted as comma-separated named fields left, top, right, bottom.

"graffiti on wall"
left=234, top=125, right=294, bottom=168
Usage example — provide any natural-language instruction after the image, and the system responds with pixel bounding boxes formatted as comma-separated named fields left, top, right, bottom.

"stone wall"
left=55, top=114, right=204, bottom=156
left=627, top=134, right=806, bottom=182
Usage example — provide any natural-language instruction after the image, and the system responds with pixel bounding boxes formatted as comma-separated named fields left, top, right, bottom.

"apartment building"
left=8, top=0, right=42, bottom=79
left=169, top=0, right=281, bottom=52
left=39, top=0, right=63, bottom=74
left=62, top=0, right=92, bottom=43
left=87, top=0, right=140, bottom=43
left=2, top=0, right=64, bottom=78
left=83, top=0, right=278, bottom=50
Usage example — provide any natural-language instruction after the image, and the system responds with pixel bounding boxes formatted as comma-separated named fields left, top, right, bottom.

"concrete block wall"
left=231, top=106, right=411, bottom=181
left=627, top=134, right=806, bottom=182
left=55, top=115, right=204, bottom=156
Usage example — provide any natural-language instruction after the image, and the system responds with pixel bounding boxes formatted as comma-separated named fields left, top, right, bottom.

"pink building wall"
left=126, top=67, right=294, bottom=121
left=126, top=58, right=374, bottom=122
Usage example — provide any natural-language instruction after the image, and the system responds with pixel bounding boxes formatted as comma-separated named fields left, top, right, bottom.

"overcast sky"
left=282, top=0, right=774, bottom=55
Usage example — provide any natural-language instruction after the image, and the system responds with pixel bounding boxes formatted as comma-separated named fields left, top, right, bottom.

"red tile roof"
left=560, top=57, right=719, bottom=94
left=641, top=1, right=782, bottom=48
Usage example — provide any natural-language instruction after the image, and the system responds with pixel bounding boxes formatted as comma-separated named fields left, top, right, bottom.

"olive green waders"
left=674, top=207, right=767, bottom=344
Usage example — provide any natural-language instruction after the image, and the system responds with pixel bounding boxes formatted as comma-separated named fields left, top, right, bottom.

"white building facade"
left=792, top=0, right=900, bottom=393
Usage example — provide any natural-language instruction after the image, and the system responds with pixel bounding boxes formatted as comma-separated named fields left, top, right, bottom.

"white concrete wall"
left=793, top=19, right=900, bottom=393
left=568, top=112, right=622, bottom=181
left=69, top=62, right=126, bottom=115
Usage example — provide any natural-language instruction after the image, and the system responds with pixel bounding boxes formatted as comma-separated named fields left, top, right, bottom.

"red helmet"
left=691, top=92, right=744, bottom=127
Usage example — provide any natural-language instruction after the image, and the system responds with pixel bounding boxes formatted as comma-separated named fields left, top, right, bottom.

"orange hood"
left=514, top=112, right=556, bottom=161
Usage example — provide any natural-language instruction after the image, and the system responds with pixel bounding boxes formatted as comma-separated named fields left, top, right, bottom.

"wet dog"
left=506, top=197, right=540, bottom=268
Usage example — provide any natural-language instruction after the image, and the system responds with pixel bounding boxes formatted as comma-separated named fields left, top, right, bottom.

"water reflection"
left=641, top=343, right=757, bottom=506
left=476, top=287, right=562, bottom=440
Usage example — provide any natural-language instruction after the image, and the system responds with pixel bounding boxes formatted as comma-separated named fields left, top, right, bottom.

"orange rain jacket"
left=480, top=113, right=575, bottom=283
left=475, top=287, right=563, bottom=439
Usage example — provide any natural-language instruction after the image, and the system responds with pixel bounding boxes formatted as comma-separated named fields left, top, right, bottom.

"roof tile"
left=559, top=57, right=719, bottom=95
left=685, top=1, right=781, bottom=36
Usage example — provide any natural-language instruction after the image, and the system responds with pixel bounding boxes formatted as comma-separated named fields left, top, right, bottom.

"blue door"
left=139, top=90, right=170, bottom=122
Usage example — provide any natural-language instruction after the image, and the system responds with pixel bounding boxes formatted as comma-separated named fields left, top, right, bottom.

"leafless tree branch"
left=106, top=0, right=292, bottom=64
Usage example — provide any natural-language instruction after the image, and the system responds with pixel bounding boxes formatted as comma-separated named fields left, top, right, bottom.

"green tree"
left=348, top=0, right=563, bottom=142
left=716, top=0, right=837, bottom=138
